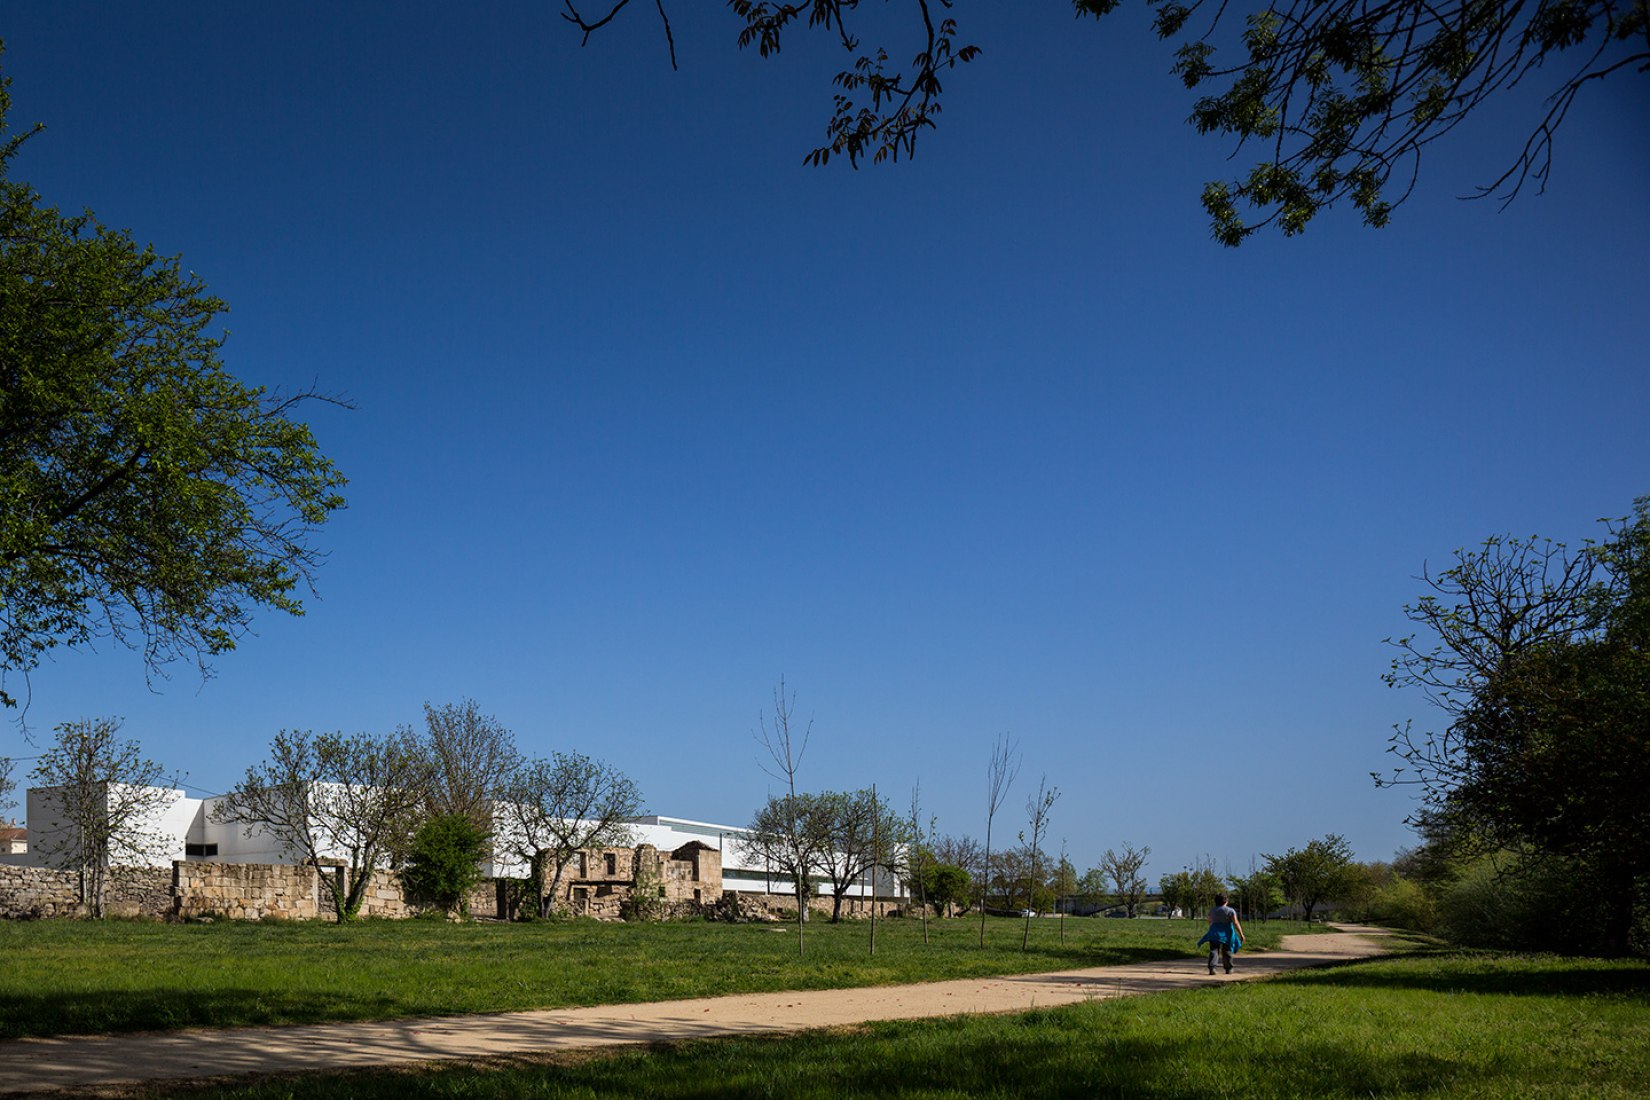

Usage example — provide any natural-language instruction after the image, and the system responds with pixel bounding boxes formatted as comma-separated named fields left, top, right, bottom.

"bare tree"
left=0, top=755, right=15, bottom=820
left=1054, top=839, right=1076, bottom=940
left=215, top=728, right=431, bottom=922
left=755, top=676, right=813, bottom=955
left=1099, top=842, right=1152, bottom=917
left=1020, top=775, right=1060, bottom=949
left=418, top=698, right=520, bottom=828
left=31, top=718, right=177, bottom=917
left=498, top=751, right=643, bottom=917
left=979, top=732, right=1021, bottom=947
left=907, top=783, right=936, bottom=943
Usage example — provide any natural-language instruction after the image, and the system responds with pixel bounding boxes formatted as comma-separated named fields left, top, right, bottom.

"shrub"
left=1436, top=852, right=1612, bottom=954
left=1364, top=875, right=1438, bottom=933
left=402, top=814, right=490, bottom=916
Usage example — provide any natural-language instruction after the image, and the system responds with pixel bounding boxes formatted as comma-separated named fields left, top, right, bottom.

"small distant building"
left=0, top=827, right=25, bottom=856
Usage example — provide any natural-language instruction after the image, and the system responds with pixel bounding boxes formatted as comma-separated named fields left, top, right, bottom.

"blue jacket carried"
left=1198, top=922, right=1242, bottom=953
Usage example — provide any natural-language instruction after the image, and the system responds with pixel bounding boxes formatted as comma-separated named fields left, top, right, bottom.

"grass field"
left=0, top=914, right=1309, bottom=1039
left=137, top=948, right=1650, bottom=1099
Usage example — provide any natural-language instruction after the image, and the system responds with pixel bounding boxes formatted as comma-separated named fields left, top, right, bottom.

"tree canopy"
left=1264, top=834, right=1356, bottom=920
left=0, top=54, right=346, bottom=709
left=1384, top=497, right=1650, bottom=953
left=562, top=0, right=1646, bottom=243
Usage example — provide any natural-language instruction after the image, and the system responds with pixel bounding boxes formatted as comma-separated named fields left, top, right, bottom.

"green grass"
left=0, top=915, right=1305, bottom=1039
left=139, top=949, right=1650, bottom=1099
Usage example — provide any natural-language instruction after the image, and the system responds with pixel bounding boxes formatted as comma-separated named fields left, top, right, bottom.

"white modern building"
left=3, top=790, right=905, bottom=904
left=0, top=783, right=197, bottom=869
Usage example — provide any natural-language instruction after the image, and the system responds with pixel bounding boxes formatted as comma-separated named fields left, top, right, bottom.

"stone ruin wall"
left=0, top=864, right=174, bottom=919
left=173, top=861, right=326, bottom=921
left=0, top=865, right=82, bottom=918
left=0, top=840, right=746, bottom=922
left=559, top=842, right=724, bottom=918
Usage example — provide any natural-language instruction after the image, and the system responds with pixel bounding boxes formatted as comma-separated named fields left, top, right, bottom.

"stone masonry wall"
left=105, top=866, right=173, bottom=918
left=0, top=864, right=176, bottom=919
left=174, top=861, right=325, bottom=921
left=0, top=865, right=80, bottom=918
left=1, top=842, right=733, bottom=922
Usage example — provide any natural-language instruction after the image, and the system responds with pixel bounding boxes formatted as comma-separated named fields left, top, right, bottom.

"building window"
left=605, top=853, right=617, bottom=876
left=184, top=843, right=218, bottom=858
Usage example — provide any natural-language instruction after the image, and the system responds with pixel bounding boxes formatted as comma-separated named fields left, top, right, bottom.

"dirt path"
left=0, top=925, right=1392, bottom=1096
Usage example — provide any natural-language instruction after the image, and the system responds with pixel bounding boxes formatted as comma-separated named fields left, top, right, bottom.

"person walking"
left=1198, top=892, right=1245, bottom=974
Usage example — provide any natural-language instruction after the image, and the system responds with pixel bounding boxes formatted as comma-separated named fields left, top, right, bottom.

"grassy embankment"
left=144, top=948, right=1650, bottom=1100
left=0, top=914, right=1305, bottom=1039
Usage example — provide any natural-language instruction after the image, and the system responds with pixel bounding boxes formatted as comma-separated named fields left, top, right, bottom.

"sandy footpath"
left=0, top=925, right=1391, bottom=1095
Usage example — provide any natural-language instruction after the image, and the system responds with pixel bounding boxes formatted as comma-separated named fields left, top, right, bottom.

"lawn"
left=140, top=948, right=1650, bottom=1099
left=0, top=914, right=1308, bottom=1039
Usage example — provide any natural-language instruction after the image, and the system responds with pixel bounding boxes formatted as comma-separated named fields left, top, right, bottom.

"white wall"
left=18, top=784, right=196, bottom=868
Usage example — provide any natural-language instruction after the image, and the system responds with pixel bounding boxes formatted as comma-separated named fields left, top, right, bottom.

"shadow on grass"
left=1284, top=954, right=1650, bottom=1000
left=143, top=1020, right=1467, bottom=1100
left=0, top=989, right=401, bottom=1041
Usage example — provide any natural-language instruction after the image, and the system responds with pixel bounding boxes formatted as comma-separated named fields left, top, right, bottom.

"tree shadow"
left=1284, top=955, right=1650, bottom=1000
left=141, top=1023, right=1472, bottom=1099
left=0, top=988, right=401, bottom=1040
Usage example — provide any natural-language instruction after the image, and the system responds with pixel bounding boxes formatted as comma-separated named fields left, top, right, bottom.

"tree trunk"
left=317, top=864, right=349, bottom=923
left=341, top=865, right=372, bottom=921
left=542, top=856, right=570, bottom=919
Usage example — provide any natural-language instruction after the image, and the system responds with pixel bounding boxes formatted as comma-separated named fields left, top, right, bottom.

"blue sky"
left=3, top=3, right=1646, bottom=882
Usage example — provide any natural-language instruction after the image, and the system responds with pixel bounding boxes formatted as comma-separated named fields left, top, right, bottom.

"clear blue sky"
left=3, top=4, right=1646, bottom=882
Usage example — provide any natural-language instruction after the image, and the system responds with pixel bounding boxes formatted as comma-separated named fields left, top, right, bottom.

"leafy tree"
left=1158, top=870, right=1194, bottom=916
left=1077, top=866, right=1110, bottom=909
left=0, top=57, right=346, bottom=711
left=31, top=717, right=177, bottom=917
left=215, top=728, right=431, bottom=922
left=1229, top=867, right=1282, bottom=921
left=1098, top=842, right=1152, bottom=916
left=814, top=787, right=908, bottom=922
left=917, top=862, right=972, bottom=916
left=1052, top=848, right=1079, bottom=914
left=557, top=2, right=1645, bottom=242
left=402, top=812, right=491, bottom=916
left=498, top=751, right=643, bottom=918
left=1187, top=859, right=1226, bottom=917
left=1264, top=834, right=1356, bottom=921
left=1384, top=498, right=1650, bottom=954
left=743, top=790, right=832, bottom=922
left=931, top=831, right=984, bottom=906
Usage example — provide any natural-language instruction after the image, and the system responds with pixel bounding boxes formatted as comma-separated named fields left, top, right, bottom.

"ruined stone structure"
left=0, top=841, right=730, bottom=922
left=0, top=838, right=918, bottom=923
left=559, top=841, right=722, bottom=919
